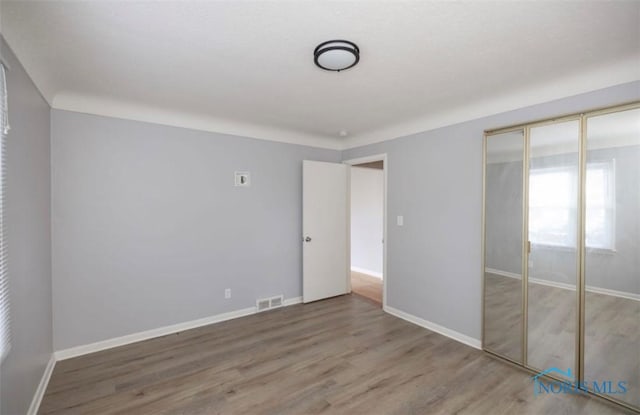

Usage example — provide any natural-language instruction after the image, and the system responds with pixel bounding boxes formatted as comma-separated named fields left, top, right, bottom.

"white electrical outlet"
left=225, top=288, right=231, bottom=299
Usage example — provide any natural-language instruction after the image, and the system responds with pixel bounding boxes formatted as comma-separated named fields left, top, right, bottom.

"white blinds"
left=0, top=62, right=10, bottom=363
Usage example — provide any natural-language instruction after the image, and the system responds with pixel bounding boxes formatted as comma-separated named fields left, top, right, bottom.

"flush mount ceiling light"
left=314, top=40, right=360, bottom=72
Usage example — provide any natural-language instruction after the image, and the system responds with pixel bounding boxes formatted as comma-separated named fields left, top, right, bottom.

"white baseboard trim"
left=27, top=354, right=56, bottom=415
left=283, top=296, right=303, bottom=306
left=485, top=267, right=521, bottom=280
left=486, top=267, right=640, bottom=301
left=350, top=267, right=383, bottom=279
left=584, top=285, right=640, bottom=301
left=383, top=305, right=481, bottom=350
left=529, top=277, right=577, bottom=292
left=55, top=297, right=303, bottom=361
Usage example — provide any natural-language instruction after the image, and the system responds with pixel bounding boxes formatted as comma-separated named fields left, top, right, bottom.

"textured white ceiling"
left=1, top=1, right=639, bottom=149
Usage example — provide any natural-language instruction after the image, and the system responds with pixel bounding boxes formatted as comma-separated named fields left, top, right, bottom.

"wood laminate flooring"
left=40, top=295, right=634, bottom=414
left=350, top=271, right=382, bottom=305
left=484, top=272, right=639, bottom=409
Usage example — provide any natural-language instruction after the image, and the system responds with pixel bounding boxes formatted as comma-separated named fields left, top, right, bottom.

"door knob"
left=305, top=236, right=312, bottom=242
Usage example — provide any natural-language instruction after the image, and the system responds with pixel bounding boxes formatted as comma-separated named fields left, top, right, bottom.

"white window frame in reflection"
left=585, top=159, right=616, bottom=251
left=529, top=161, right=615, bottom=250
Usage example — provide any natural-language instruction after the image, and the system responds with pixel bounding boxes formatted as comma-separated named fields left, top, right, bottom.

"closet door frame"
left=481, top=125, right=526, bottom=365
left=482, top=101, right=640, bottom=413
left=524, top=114, right=582, bottom=380
left=580, top=102, right=640, bottom=411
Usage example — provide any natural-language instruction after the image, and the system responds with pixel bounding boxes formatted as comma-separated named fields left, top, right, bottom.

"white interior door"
left=303, top=160, right=349, bottom=303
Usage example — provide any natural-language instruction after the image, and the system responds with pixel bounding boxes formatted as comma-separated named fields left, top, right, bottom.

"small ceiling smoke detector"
left=314, top=40, right=360, bottom=72
left=339, top=130, right=348, bottom=137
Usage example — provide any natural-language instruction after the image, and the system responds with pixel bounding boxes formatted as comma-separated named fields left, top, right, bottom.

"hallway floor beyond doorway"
left=351, top=271, right=382, bottom=305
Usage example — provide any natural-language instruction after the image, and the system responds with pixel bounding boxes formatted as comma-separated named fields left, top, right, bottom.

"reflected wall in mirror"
left=483, top=130, right=524, bottom=362
left=584, top=108, right=640, bottom=408
left=527, top=120, right=579, bottom=379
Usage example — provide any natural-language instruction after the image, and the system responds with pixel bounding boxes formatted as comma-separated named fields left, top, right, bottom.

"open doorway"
left=345, top=155, right=386, bottom=307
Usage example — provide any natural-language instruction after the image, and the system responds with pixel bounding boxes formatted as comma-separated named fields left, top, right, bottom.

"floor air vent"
left=257, top=299, right=270, bottom=312
left=256, top=295, right=284, bottom=312
left=270, top=296, right=282, bottom=308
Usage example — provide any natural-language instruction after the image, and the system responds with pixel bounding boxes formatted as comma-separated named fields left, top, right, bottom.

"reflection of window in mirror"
left=529, top=161, right=615, bottom=250
left=585, top=160, right=615, bottom=250
left=529, top=165, right=577, bottom=247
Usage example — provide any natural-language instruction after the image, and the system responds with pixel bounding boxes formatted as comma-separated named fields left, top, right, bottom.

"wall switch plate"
left=397, top=215, right=404, bottom=226
left=235, top=171, right=250, bottom=187
left=224, top=288, right=231, bottom=299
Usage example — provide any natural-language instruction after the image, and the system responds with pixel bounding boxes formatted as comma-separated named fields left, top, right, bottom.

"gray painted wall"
left=51, top=110, right=340, bottom=350
left=0, top=38, right=53, bottom=415
left=485, top=160, right=523, bottom=275
left=342, top=81, right=640, bottom=341
left=487, top=146, right=639, bottom=294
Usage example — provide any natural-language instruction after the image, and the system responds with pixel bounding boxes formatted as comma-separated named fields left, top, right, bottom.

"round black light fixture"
left=314, top=40, right=360, bottom=72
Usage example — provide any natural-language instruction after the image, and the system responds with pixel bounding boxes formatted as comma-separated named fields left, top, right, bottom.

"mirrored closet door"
left=583, top=107, right=640, bottom=409
left=482, top=103, right=640, bottom=412
left=483, top=130, right=525, bottom=363
left=527, top=119, right=579, bottom=379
